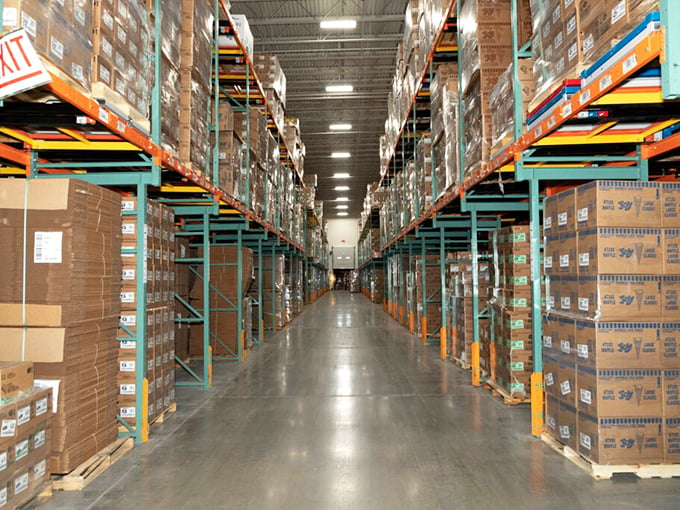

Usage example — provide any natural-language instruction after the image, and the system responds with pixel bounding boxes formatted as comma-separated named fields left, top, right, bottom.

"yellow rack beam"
left=534, top=133, right=646, bottom=146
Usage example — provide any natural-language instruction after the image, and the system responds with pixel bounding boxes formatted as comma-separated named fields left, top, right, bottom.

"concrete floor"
left=42, top=292, right=680, bottom=510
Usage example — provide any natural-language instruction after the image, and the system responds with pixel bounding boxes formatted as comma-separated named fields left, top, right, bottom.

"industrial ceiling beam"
left=246, top=14, right=404, bottom=25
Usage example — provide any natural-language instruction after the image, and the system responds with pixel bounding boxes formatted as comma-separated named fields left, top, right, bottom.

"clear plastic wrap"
left=489, top=59, right=534, bottom=152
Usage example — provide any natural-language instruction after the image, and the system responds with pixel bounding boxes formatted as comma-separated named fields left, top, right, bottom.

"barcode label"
left=599, top=75, right=612, bottom=92
left=120, top=406, right=136, bottom=418
left=545, top=373, right=554, bottom=386
left=34, top=232, right=62, bottom=263
left=33, top=459, right=46, bottom=479
left=561, top=340, right=571, bottom=354
left=1, top=419, right=16, bottom=438
left=578, top=298, right=589, bottom=311
left=122, top=269, right=135, bottom=280
left=560, top=254, right=570, bottom=268
left=560, top=380, right=571, bottom=395
left=120, top=384, right=136, bottom=395
left=580, top=389, right=592, bottom=404
left=120, top=360, right=135, bottom=372
left=35, top=397, right=48, bottom=416
left=579, top=253, right=589, bottom=267
left=559, top=425, right=571, bottom=439
left=34, top=429, right=46, bottom=448
left=0, top=451, right=6, bottom=471
left=577, top=344, right=589, bottom=359
left=14, top=473, right=29, bottom=494
left=17, top=405, right=30, bottom=425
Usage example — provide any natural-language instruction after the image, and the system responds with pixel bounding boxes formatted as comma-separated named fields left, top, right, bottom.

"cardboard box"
left=551, top=275, right=577, bottom=314
left=543, top=314, right=560, bottom=358
left=577, top=228, right=662, bottom=276
left=557, top=316, right=576, bottom=361
left=575, top=320, right=661, bottom=369
left=558, top=401, right=578, bottom=451
left=663, top=369, right=680, bottom=418
left=556, top=188, right=576, bottom=233
left=664, top=229, right=680, bottom=275
left=576, top=180, right=662, bottom=230
left=662, top=183, right=680, bottom=228
left=662, top=276, right=680, bottom=320
left=544, top=353, right=560, bottom=399
left=0, top=363, right=33, bottom=400
left=664, top=417, right=680, bottom=462
left=578, top=412, right=663, bottom=464
left=661, top=322, right=680, bottom=368
left=558, top=357, right=577, bottom=406
left=545, top=394, right=560, bottom=439
left=578, top=275, right=662, bottom=320
left=544, top=193, right=558, bottom=234
left=577, top=366, right=662, bottom=417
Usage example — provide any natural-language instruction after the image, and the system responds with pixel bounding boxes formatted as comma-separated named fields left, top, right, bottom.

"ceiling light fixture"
left=334, top=186, right=350, bottom=191
left=336, top=197, right=350, bottom=202
left=320, top=19, right=357, bottom=30
left=329, top=123, right=352, bottom=131
left=336, top=205, right=349, bottom=210
left=325, top=84, right=354, bottom=93
left=337, top=212, right=349, bottom=217
left=331, top=152, right=351, bottom=159
left=332, top=173, right=351, bottom=179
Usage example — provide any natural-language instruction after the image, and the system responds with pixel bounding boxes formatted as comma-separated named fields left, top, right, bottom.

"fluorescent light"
left=330, top=123, right=352, bottom=131
left=325, top=84, right=354, bottom=93
left=332, top=173, right=351, bottom=179
left=320, top=19, right=357, bottom=30
left=338, top=212, right=349, bottom=217
left=334, top=186, right=350, bottom=191
left=331, top=152, right=351, bottom=159
left=336, top=197, right=350, bottom=202
left=336, top=205, right=349, bottom=210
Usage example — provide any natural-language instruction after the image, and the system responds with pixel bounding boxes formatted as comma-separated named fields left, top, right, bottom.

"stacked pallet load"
left=415, top=135, right=433, bottom=213
left=250, top=255, right=286, bottom=331
left=460, top=0, right=532, bottom=178
left=189, top=246, right=254, bottom=360
left=118, top=198, right=176, bottom=428
left=489, top=226, right=536, bottom=400
left=543, top=180, right=680, bottom=466
left=447, top=252, right=491, bottom=366
left=414, top=256, right=442, bottom=341
left=282, top=117, right=305, bottom=173
left=216, top=102, right=244, bottom=199
left=0, top=179, right=121, bottom=474
left=0, top=362, right=53, bottom=508
left=431, top=65, right=459, bottom=194
left=234, top=106, right=268, bottom=213
left=254, top=54, right=287, bottom=133
left=174, top=237, right=194, bottom=364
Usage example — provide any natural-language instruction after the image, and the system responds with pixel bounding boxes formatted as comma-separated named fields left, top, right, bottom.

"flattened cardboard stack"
left=0, top=374, right=53, bottom=509
left=118, top=198, right=176, bottom=427
left=189, top=246, right=254, bottom=357
left=0, top=179, right=121, bottom=474
left=543, top=180, right=680, bottom=465
left=413, top=256, right=442, bottom=338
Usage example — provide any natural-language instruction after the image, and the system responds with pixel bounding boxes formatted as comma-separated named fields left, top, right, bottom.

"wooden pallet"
left=451, top=356, right=471, bottom=370
left=18, top=481, right=53, bottom=509
left=91, top=82, right=151, bottom=134
left=541, top=433, right=680, bottom=480
left=151, top=402, right=177, bottom=425
left=483, top=379, right=531, bottom=405
left=52, top=438, right=133, bottom=491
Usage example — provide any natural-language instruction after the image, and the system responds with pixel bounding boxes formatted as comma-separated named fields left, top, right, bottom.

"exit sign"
left=0, top=29, right=51, bottom=100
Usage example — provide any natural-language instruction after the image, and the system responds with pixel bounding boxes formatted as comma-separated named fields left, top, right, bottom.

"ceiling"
left=229, top=0, right=408, bottom=219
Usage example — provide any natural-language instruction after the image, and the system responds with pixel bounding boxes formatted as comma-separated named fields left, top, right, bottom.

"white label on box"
left=579, top=253, right=589, bottom=266
left=50, top=36, right=64, bottom=61
left=611, top=1, right=626, bottom=24
left=545, top=217, right=552, bottom=229
left=583, top=34, right=594, bottom=53
left=15, top=439, right=28, bottom=461
left=0, top=452, right=6, bottom=472
left=16, top=405, right=30, bottom=426
left=33, top=459, right=46, bottom=479
left=103, top=10, right=114, bottom=30
left=75, top=6, right=86, bottom=26
left=559, top=254, right=569, bottom=268
left=71, top=63, right=84, bottom=81
left=121, top=292, right=135, bottom=303
left=0, top=486, right=6, bottom=506
left=557, top=212, right=568, bottom=226
left=559, top=425, right=571, bottom=439
left=120, top=406, right=136, bottom=418
left=21, top=12, right=37, bottom=39
left=544, top=335, right=553, bottom=349
left=545, top=256, right=553, bottom=269
left=580, top=432, right=592, bottom=450
left=120, top=360, right=135, bottom=372
left=1, top=419, right=16, bottom=438
left=148, top=403, right=154, bottom=416
left=561, top=340, right=571, bottom=354
left=577, top=344, right=589, bottom=359
left=547, top=415, right=556, bottom=430
left=122, top=223, right=135, bottom=235
left=120, top=384, right=135, bottom=395
left=545, top=372, right=554, bottom=386
left=577, top=207, right=588, bottom=223
left=578, top=297, right=589, bottom=311
left=14, top=473, right=28, bottom=494
left=120, top=340, right=136, bottom=350
left=560, top=380, right=571, bottom=395
left=121, top=314, right=136, bottom=327
left=561, top=297, right=571, bottom=309
left=121, top=199, right=135, bottom=211
left=34, top=232, right=62, bottom=263
left=34, top=429, right=45, bottom=449
left=3, top=8, right=18, bottom=27
left=580, top=389, right=592, bottom=405
left=548, top=296, right=555, bottom=309
left=122, top=269, right=135, bottom=280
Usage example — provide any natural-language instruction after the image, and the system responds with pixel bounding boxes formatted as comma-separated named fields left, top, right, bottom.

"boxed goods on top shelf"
left=218, top=13, right=254, bottom=59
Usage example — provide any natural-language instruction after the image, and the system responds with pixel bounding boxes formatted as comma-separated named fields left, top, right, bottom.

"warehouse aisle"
left=43, top=292, right=680, bottom=510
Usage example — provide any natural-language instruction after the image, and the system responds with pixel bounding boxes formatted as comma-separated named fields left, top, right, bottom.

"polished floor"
left=43, top=292, right=680, bottom=509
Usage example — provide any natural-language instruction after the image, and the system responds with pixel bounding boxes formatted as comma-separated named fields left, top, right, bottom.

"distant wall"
left=327, top=219, right=359, bottom=269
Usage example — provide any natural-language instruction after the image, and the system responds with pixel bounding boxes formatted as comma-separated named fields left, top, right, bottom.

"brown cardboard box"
left=575, top=320, right=661, bottom=369
left=557, top=316, right=576, bottom=361
left=662, top=183, right=680, bottom=228
left=0, top=363, right=33, bottom=400
left=577, top=366, right=662, bottom=417
left=576, top=180, right=662, bottom=230
left=661, top=322, right=680, bottom=368
left=663, top=229, right=680, bottom=275
left=558, top=357, right=577, bottom=406
left=663, top=369, right=680, bottom=418
left=579, top=275, right=662, bottom=320
left=545, top=394, right=560, bottom=439
left=558, top=401, right=578, bottom=451
left=544, top=234, right=559, bottom=276
left=558, top=232, right=578, bottom=276
left=578, top=412, right=663, bottom=464
left=552, top=275, right=577, bottom=314
left=664, top=417, right=680, bottom=462
left=663, top=276, right=680, bottom=320
left=543, top=314, right=561, bottom=358
left=577, top=228, right=662, bottom=276
left=556, top=188, right=576, bottom=233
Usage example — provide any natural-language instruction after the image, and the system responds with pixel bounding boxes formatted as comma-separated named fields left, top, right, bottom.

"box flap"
left=0, top=304, right=64, bottom=327
left=0, top=328, right=66, bottom=362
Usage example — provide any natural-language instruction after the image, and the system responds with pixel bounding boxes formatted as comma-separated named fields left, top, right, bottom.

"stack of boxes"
left=234, top=106, right=268, bottom=212
left=431, top=66, right=459, bottom=194
left=0, top=364, right=53, bottom=508
left=414, top=256, right=442, bottom=339
left=544, top=180, right=680, bottom=465
left=491, top=226, right=536, bottom=398
left=118, top=198, right=176, bottom=427
left=283, top=117, right=305, bottom=171
left=216, top=102, right=244, bottom=199
left=0, top=179, right=121, bottom=474
left=156, top=0, right=183, bottom=153
left=174, top=237, right=194, bottom=364
left=189, top=246, right=254, bottom=358
left=250, top=255, right=286, bottom=331
left=179, top=0, right=214, bottom=172
left=254, top=54, right=287, bottom=132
